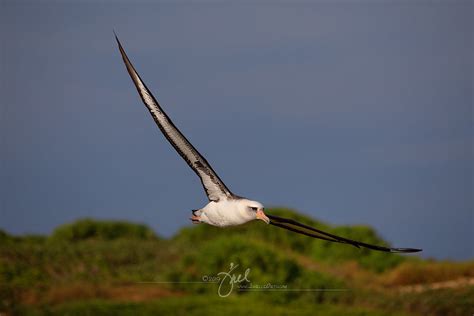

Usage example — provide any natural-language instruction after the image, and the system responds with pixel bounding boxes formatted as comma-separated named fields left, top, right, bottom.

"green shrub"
left=167, top=234, right=345, bottom=303
left=0, top=229, right=10, bottom=241
left=311, top=225, right=404, bottom=272
left=49, top=219, right=159, bottom=242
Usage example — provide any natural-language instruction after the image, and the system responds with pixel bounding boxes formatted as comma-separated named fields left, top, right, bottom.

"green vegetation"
left=15, top=297, right=413, bottom=316
left=1, top=209, right=472, bottom=316
left=49, top=218, right=158, bottom=242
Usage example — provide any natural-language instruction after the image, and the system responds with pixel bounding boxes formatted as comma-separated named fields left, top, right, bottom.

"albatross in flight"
left=115, top=36, right=421, bottom=254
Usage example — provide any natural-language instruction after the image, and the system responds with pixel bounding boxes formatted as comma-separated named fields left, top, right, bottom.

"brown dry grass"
left=379, top=260, right=474, bottom=287
left=396, top=277, right=474, bottom=293
left=20, top=282, right=183, bottom=306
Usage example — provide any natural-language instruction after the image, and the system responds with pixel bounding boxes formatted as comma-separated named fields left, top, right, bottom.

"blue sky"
left=1, top=1, right=472, bottom=260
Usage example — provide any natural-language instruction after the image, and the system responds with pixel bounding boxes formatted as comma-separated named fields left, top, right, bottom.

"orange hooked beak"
left=256, top=209, right=270, bottom=224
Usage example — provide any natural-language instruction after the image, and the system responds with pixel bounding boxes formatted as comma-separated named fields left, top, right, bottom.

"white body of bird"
left=197, top=199, right=265, bottom=227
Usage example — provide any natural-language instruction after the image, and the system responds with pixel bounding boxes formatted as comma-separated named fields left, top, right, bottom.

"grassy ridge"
left=1, top=209, right=472, bottom=316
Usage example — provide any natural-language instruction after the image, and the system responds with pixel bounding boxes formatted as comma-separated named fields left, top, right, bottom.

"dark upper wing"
left=115, top=35, right=233, bottom=202
left=267, top=214, right=422, bottom=253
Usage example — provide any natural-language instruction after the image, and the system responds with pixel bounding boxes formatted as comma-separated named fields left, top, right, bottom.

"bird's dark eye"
left=250, top=207, right=258, bottom=211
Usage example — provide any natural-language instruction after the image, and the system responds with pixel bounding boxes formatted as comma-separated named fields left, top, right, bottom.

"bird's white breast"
left=200, top=199, right=254, bottom=227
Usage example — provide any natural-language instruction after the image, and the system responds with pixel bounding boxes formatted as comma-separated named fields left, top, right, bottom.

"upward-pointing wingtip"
left=113, top=30, right=122, bottom=47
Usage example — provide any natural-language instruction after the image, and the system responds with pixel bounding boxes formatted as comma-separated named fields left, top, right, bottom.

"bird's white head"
left=243, top=200, right=269, bottom=224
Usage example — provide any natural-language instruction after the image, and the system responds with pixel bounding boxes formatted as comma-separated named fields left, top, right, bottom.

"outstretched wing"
left=115, top=35, right=233, bottom=202
left=267, top=214, right=422, bottom=253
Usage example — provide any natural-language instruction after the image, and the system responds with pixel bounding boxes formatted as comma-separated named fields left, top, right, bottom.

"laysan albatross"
left=115, top=35, right=421, bottom=254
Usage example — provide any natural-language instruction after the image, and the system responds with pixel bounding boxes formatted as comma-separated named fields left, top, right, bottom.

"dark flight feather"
left=267, top=214, right=422, bottom=253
